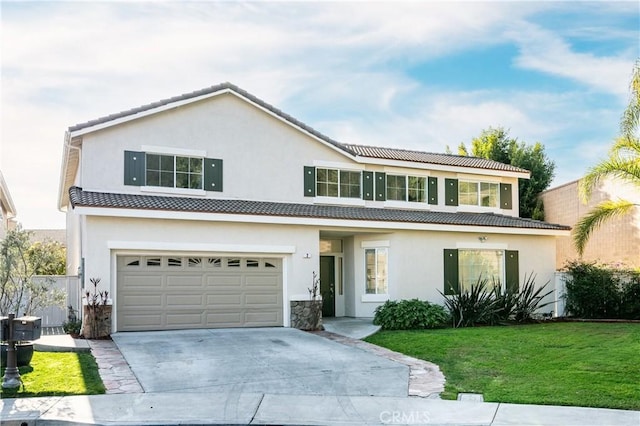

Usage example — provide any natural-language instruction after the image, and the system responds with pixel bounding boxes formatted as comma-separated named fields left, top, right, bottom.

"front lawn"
left=365, top=322, right=640, bottom=410
left=0, top=351, right=105, bottom=398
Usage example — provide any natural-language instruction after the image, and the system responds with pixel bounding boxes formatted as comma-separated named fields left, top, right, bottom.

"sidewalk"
left=2, top=391, right=639, bottom=425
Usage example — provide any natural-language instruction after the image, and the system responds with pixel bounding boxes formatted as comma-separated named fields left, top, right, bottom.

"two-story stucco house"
left=58, top=83, right=570, bottom=332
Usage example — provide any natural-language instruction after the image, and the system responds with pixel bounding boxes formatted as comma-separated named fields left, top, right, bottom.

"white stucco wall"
left=76, top=93, right=522, bottom=217
left=81, top=215, right=322, bottom=330
left=348, top=229, right=557, bottom=317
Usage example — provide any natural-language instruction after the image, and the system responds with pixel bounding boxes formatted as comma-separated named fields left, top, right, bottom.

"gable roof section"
left=60, top=83, right=530, bottom=210
left=66, top=82, right=527, bottom=174
left=69, top=187, right=570, bottom=232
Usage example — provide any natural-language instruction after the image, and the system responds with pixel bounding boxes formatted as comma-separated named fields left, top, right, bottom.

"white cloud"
left=0, top=1, right=635, bottom=228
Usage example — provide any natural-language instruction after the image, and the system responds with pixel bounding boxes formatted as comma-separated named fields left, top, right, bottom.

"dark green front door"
left=320, top=256, right=335, bottom=317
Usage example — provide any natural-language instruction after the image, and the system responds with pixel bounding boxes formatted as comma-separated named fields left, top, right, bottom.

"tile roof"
left=69, top=187, right=570, bottom=231
left=344, top=144, right=528, bottom=173
left=67, top=82, right=527, bottom=174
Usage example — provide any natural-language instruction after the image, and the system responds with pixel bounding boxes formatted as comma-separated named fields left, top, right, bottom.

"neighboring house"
left=27, top=229, right=66, bottom=246
left=57, top=83, right=570, bottom=332
left=0, top=170, right=18, bottom=238
left=540, top=177, right=640, bottom=269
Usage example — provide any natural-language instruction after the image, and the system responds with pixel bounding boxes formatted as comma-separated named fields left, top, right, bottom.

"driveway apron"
left=111, top=328, right=409, bottom=397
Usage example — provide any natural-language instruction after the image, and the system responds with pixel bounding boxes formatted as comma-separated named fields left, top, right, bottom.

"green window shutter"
left=443, top=249, right=459, bottom=295
left=375, top=172, right=386, bottom=201
left=362, top=171, right=374, bottom=200
left=303, top=166, right=316, bottom=197
left=445, top=178, right=458, bottom=206
left=204, top=158, right=223, bottom=192
left=124, top=151, right=145, bottom=186
left=428, top=176, right=438, bottom=205
left=500, top=183, right=513, bottom=209
left=505, top=250, right=519, bottom=293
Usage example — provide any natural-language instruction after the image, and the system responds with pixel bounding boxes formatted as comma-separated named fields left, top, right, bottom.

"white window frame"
left=385, top=174, right=428, bottom=203
left=315, top=167, right=362, bottom=199
left=457, top=249, right=506, bottom=292
left=362, top=240, right=389, bottom=301
left=459, top=180, right=500, bottom=208
left=144, top=153, right=204, bottom=190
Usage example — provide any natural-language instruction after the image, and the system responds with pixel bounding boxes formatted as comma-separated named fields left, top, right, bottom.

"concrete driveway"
left=111, top=328, right=409, bottom=397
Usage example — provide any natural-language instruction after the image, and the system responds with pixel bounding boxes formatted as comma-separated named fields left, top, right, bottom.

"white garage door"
left=117, top=255, right=283, bottom=331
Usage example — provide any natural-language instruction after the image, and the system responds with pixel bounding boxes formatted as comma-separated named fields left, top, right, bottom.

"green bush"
left=442, top=278, right=502, bottom=327
left=62, top=319, right=82, bottom=336
left=563, top=261, right=640, bottom=319
left=373, top=299, right=449, bottom=330
left=441, top=274, right=553, bottom=327
left=512, top=274, right=553, bottom=322
left=619, top=275, right=640, bottom=320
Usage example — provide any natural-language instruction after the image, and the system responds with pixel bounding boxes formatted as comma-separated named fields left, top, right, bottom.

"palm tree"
left=573, top=61, right=640, bottom=255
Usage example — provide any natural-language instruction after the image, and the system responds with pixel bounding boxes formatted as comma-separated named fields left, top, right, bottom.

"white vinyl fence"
left=554, top=272, right=568, bottom=317
left=31, top=275, right=81, bottom=327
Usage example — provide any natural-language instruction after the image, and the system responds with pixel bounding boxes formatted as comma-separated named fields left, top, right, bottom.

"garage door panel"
left=121, top=313, right=163, bottom=328
left=206, top=294, right=242, bottom=306
left=206, top=275, right=243, bottom=288
left=206, top=312, right=244, bottom=326
left=166, top=294, right=204, bottom=308
left=118, top=255, right=282, bottom=331
left=245, top=310, right=281, bottom=325
left=245, top=275, right=280, bottom=288
left=167, top=313, right=204, bottom=327
left=245, top=293, right=279, bottom=305
left=166, top=275, right=203, bottom=288
left=122, top=294, right=163, bottom=308
left=121, top=275, right=164, bottom=289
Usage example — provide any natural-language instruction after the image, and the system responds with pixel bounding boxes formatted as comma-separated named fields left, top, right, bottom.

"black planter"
left=1, top=343, right=35, bottom=368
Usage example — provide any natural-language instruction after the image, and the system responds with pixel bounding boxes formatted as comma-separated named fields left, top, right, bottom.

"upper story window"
left=386, top=175, right=427, bottom=203
left=459, top=181, right=499, bottom=207
left=124, top=150, right=222, bottom=192
left=146, top=154, right=203, bottom=190
left=316, top=168, right=361, bottom=198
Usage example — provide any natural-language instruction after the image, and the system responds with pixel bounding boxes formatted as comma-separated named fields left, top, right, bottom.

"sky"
left=1, top=1, right=638, bottom=230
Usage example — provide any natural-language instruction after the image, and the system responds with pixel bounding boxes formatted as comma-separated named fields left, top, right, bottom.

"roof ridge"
left=344, top=143, right=490, bottom=161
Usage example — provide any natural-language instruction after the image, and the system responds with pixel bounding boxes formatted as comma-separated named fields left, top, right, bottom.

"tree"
left=573, top=61, right=640, bottom=255
left=0, top=228, right=65, bottom=316
left=28, top=240, right=66, bottom=275
left=458, top=127, right=556, bottom=219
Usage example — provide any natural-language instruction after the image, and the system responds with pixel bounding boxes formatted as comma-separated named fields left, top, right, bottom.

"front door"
left=320, top=256, right=335, bottom=317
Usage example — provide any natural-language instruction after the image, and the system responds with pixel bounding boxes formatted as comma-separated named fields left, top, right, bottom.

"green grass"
left=365, top=322, right=640, bottom=410
left=0, top=351, right=105, bottom=398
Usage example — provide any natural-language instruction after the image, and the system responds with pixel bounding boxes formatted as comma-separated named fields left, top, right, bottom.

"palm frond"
left=573, top=199, right=636, bottom=255
left=579, top=156, right=640, bottom=202
left=620, top=60, right=640, bottom=139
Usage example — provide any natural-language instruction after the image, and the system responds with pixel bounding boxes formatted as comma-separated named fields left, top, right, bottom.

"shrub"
left=441, top=278, right=501, bottom=327
left=619, top=275, right=640, bottom=320
left=441, top=274, right=554, bottom=327
left=62, top=319, right=82, bottom=336
left=564, top=261, right=622, bottom=318
left=512, top=273, right=553, bottom=322
left=373, top=299, right=449, bottom=330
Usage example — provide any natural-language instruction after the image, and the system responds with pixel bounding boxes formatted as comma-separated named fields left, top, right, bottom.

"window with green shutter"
left=303, top=166, right=316, bottom=197
left=124, top=150, right=221, bottom=191
left=500, top=183, right=513, bottom=210
left=443, top=248, right=519, bottom=294
left=362, top=171, right=374, bottom=200
left=375, top=172, right=386, bottom=201
left=445, top=178, right=458, bottom=206
left=443, top=249, right=459, bottom=295
left=124, top=151, right=145, bottom=186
